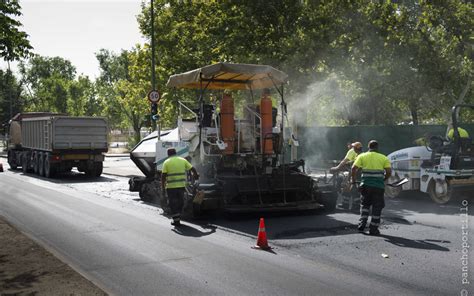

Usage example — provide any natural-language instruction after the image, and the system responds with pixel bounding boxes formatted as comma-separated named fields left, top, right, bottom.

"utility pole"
left=7, top=61, right=12, bottom=120
left=151, top=0, right=156, bottom=91
left=150, top=0, right=158, bottom=133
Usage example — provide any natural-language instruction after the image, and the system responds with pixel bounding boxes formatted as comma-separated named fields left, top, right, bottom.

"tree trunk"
left=409, top=100, right=419, bottom=125
left=132, top=114, right=141, bottom=145
left=410, top=108, right=419, bottom=125
left=133, top=125, right=141, bottom=145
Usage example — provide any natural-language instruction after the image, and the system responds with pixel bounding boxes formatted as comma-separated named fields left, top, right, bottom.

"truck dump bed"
left=21, top=116, right=108, bottom=152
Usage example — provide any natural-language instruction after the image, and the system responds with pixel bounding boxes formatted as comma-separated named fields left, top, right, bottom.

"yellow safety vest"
left=447, top=128, right=469, bottom=140
left=162, top=156, right=193, bottom=189
left=345, top=148, right=358, bottom=162
left=353, top=151, right=391, bottom=189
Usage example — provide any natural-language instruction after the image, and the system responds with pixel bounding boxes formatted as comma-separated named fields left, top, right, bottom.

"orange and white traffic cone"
left=252, top=218, right=271, bottom=250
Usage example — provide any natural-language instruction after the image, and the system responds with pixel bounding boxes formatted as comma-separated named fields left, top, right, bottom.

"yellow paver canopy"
left=166, top=62, right=288, bottom=90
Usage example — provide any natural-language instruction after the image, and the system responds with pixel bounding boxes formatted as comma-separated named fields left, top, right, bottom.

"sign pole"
left=150, top=0, right=158, bottom=133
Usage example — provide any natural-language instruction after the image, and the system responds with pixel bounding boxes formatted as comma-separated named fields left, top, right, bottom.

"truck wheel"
left=44, top=154, right=56, bottom=178
left=32, top=152, right=39, bottom=174
left=38, top=153, right=45, bottom=177
left=22, top=153, right=30, bottom=174
left=93, top=162, right=103, bottom=177
left=428, top=180, right=452, bottom=204
left=8, top=151, right=18, bottom=170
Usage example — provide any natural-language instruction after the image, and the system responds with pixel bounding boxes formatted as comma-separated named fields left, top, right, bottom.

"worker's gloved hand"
left=194, top=173, right=200, bottom=180
left=329, top=167, right=338, bottom=173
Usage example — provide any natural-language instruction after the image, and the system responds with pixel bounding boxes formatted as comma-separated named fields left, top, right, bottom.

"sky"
left=1, top=0, right=146, bottom=79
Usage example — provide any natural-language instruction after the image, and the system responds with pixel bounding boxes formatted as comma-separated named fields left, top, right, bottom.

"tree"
left=95, top=49, right=129, bottom=129
left=0, top=0, right=33, bottom=61
left=96, top=47, right=152, bottom=144
left=68, top=75, right=100, bottom=116
left=17, top=54, right=101, bottom=118
left=0, top=68, right=22, bottom=126
left=136, top=1, right=318, bottom=126
left=19, top=54, right=76, bottom=113
left=0, top=0, right=32, bottom=126
left=132, top=0, right=472, bottom=127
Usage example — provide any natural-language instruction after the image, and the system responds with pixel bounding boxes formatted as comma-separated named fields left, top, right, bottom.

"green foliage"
left=19, top=55, right=77, bottom=113
left=0, top=0, right=33, bottom=61
left=67, top=76, right=100, bottom=116
left=127, top=135, right=140, bottom=151
left=17, top=54, right=102, bottom=120
left=0, top=68, right=22, bottom=126
left=95, top=46, right=152, bottom=143
left=2, top=0, right=473, bottom=132
left=135, top=0, right=472, bottom=126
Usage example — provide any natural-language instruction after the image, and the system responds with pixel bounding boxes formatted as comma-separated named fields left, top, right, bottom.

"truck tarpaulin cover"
left=166, top=62, right=288, bottom=90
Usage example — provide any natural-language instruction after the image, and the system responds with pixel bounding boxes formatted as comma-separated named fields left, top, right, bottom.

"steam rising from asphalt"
left=287, top=74, right=355, bottom=127
left=286, top=74, right=357, bottom=169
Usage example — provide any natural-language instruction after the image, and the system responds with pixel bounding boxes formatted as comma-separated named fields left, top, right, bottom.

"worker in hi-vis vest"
left=330, top=142, right=363, bottom=172
left=161, top=148, right=199, bottom=226
left=447, top=126, right=470, bottom=140
left=351, top=140, right=391, bottom=236
left=330, top=141, right=363, bottom=210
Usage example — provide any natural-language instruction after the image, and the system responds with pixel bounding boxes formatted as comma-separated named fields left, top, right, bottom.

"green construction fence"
left=297, top=124, right=474, bottom=166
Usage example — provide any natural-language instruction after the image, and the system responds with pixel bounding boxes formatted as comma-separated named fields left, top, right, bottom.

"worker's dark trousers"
left=167, top=188, right=185, bottom=222
left=359, top=186, right=385, bottom=230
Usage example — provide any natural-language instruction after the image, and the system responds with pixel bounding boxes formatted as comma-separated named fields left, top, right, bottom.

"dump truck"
left=386, top=104, right=474, bottom=203
left=130, top=63, right=337, bottom=214
left=7, top=113, right=108, bottom=178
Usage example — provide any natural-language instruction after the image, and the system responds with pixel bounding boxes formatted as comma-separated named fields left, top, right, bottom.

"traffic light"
left=151, top=103, right=159, bottom=121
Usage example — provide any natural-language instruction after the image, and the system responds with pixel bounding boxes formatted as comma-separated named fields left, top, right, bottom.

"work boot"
left=171, top=220, right=181, bottom=226
left=369, top=227, right=380, bottom=236
left=357, top=221, right=366, bottom=232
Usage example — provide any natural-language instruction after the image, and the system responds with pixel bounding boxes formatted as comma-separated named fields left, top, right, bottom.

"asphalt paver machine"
left=163, top=63, right=336, bottom=214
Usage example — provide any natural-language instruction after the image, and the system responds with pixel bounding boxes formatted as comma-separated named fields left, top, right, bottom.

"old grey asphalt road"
left=0, top=160, right=472, bottom=295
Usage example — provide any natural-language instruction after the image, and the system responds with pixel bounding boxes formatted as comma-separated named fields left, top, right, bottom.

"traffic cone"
left=252, top=218, right=271, bottom=250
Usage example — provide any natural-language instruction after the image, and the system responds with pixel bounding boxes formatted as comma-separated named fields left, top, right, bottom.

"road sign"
left=148, top=90, right=160, bottom=103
